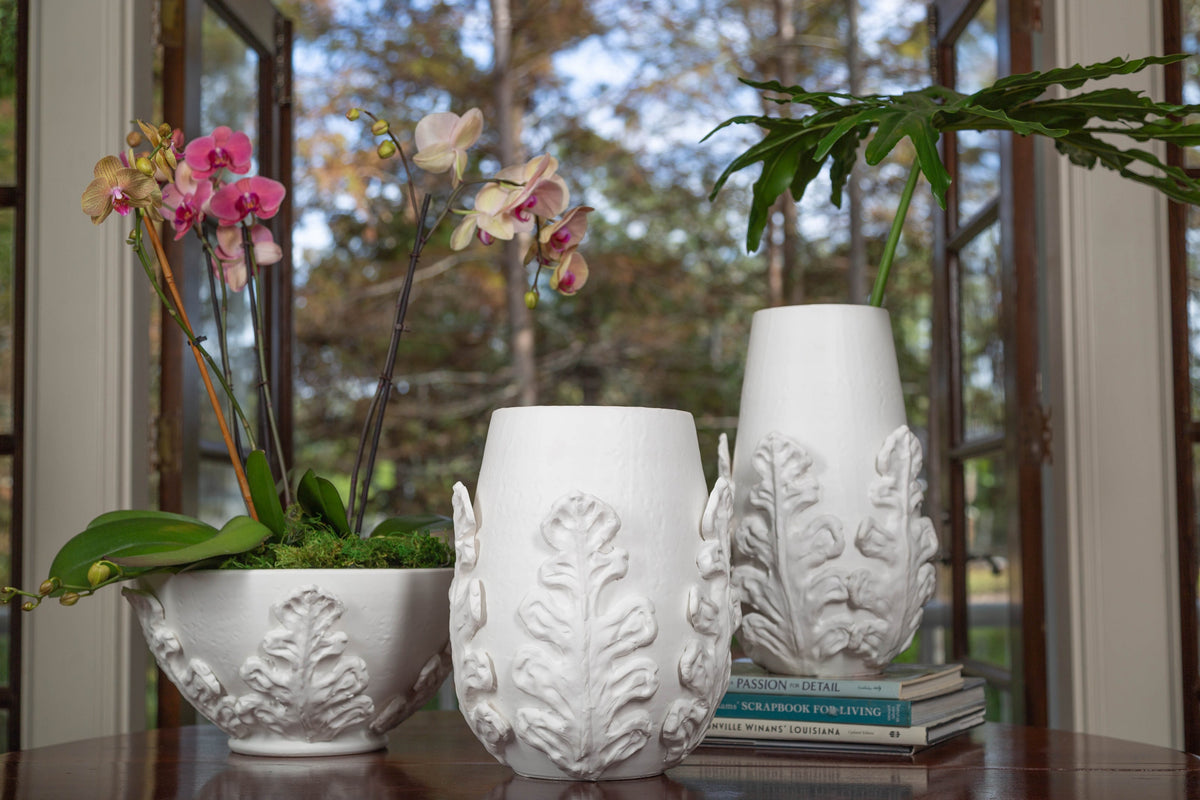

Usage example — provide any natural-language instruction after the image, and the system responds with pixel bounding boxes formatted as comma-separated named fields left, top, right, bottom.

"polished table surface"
left=3, top=711, right=1198, bottom=799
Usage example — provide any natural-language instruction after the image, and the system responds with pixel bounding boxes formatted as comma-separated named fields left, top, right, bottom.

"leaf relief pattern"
left=848, top=425, right=938, bottom=669
left=661, top=476, right=736, bottom=764
left=234, top=586, right=375, bottom=742
left=732, top=432, right=847, bottom=674
left=369, top=641, right=452, bottom=735
left=450, top=482, right=514, bottom=760
left=124, top=588, right=249, bottom=738
left=512, top=491, right=660, bottom=780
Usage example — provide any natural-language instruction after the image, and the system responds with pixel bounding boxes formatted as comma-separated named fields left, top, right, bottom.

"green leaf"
left=297, top=469, right=351, bottom=535
left=746, top=135, right=809, bottom=251
left=369, top=514, right=452, bottom=538
left=109, top=516, right=272, bottom=569
left=245, top=450, right=286, bottom=536
left=47, top=511, right=219, bottom=593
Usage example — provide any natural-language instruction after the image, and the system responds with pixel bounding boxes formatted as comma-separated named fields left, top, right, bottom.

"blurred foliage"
left=275, top=0, right=933, bottom=521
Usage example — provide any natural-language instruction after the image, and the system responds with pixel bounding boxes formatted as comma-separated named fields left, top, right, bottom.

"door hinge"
left=1032, top=0, right=1043, bottom=33
left=274, top=15, right=292, bottom=108
left=1024, top=404, right=1053, bottom=465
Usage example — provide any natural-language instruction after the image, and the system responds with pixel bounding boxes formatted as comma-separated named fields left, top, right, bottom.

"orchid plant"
left=4, top=107, right=592, bottom=610
left=708, top=54, right=1200, bottom=305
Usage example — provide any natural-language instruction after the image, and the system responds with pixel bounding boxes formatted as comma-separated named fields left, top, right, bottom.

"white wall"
left=1044, top=0, right=1184, bottom=749
left=23, top=0, right=151, bottom=747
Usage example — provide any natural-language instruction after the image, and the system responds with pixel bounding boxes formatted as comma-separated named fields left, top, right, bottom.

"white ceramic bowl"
left=126, top=568, right=453, bottom=756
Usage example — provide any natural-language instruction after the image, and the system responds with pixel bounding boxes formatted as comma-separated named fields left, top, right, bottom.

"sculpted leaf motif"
left=235, top=586, right=374, bottom=742
left=732, top=432, right=849, bottom=674
left=369, top=642, right=452, bottom=735
left=449, top=482, right=515, bottom=764
left=123, top=588, right=250, bottom=738
left=847, top=425, right=939, bottom=669
left=511, top=491, right=660, bottom=780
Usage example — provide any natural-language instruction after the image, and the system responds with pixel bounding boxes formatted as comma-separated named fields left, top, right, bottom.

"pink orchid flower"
left=550, top=250, right=589, bottom=295
left=450, top=182, right=519, bottom=250
left=412, top=108, right=484, bottom=183
left=539, top=205, right=593, bottom=260
left=184, top=126, right=253, bottom=179
left=494, top=155, right=569, bottom=233
left=161, top=163, right=213, bottom=240
left=210, top=176, right=286, bottom=224
left=210, top=224, right=282, bottom=291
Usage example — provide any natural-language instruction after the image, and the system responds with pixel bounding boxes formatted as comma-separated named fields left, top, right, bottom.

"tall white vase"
left=728, top=304, right=937, bottom=677
left=450, top=406, right=737, bottom=781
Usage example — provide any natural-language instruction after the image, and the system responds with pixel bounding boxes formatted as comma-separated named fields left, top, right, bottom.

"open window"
left=929, top=0, right=1048, bottom=724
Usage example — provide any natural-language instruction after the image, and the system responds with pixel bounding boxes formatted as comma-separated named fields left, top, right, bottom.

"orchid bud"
left=135, top=157, right=154, bottom=176
left=346, top=108, right=361, bottom=121
left=126, top=131, right=144, bottom=148
left=371, top=119, right=389, bottom=136
left=524, top=290, right=539, bottom=309
left=21, top=601, right=36, bottom=612
left=377, top=140, right=397, bottom=159
left=87, top=561, right=112, bottom=587
left=158, top=122, right=173, bottom=139
left=38, top=578, right=59, bottom=596
left=59, top=592, right=80, bottom=607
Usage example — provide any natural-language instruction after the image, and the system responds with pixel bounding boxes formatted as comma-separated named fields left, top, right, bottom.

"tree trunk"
left=491, top=0, right=537, bottom=405
left=772, top=0, right=801, bottom=306
left=845, top=0, right=867, bottom=303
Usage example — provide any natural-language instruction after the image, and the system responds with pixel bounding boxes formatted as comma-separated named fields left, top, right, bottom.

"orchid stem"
left=868, top=160, right=921, bottom=307
left=142, top=215, right=258, bottom=521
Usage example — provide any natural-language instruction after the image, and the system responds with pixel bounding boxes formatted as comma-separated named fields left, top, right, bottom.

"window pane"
left=197, top=6, right=262, bottom=460
left=0, top=455, right=10, bottom=688
left=198, top=458, right=246, bottom=526
left=0, top=206, right=11, bottom=430
left=953, top=0, right=997, bottom=95
left=0, top=0, right=15, bottom=186
left=1188, top=204, right=1200, bottom=417
left=964, top=452, right=1016, bottom=719
left=956, top=129, right=1000, bottom=223
left=959, top=223, right=1004, bottom=440
left=1184, top=0, right=1199, bottom=168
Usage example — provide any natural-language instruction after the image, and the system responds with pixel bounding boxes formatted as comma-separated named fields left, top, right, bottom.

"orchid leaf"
left=297, top=469, right=351, bottom=536
left=109, top=516, right=271, bottom=569
left=46, top=511, right=220, bottom=594
left=368, top=514, right=452, bottom=537
left=245, top=450, right=286, bottom=536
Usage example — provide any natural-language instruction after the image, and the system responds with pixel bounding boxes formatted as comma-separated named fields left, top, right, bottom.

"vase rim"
left=490, top=404, right=694, bottom=419
left=751, top=302, right=890, bottom=318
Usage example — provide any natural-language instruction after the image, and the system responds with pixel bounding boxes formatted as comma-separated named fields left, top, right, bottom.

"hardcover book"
left=716, top=677, right=987, bottom=727
left=727, top=659, right=964, bottom=701
left=705, top=708, right=986, bottom=750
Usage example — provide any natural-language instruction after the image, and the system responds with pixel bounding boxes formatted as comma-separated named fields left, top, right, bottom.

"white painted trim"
left=1046, top=0, right=1183, bottom=749
left=23, top=0, right=151, bottom=747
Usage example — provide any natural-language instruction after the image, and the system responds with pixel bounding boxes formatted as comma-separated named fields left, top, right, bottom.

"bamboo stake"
left=143, top=217, right=258, bottom=520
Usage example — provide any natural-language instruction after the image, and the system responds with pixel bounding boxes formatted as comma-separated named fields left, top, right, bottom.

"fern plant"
left=708, top=54, right=1200, bottom=305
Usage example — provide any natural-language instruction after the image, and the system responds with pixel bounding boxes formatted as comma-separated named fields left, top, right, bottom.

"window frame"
left=930, top=0, right=1048, bottom=725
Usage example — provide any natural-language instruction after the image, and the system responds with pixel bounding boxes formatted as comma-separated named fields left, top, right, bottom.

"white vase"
left=125, top=567, right=453, bottom=756
left=728, top=304, right=938, bottom=677
left=450, top=406, right=737, bottom=781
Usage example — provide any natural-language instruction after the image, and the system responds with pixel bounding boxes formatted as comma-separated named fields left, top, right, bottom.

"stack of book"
left=704, top=661, right=986, bottom=755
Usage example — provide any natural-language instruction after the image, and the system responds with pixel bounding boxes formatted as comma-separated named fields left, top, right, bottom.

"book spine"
left=706, top=716, right=931, bottom=746
left=715, top=693, right=911, bottom=726
left=726, top=674, right=904, bottom=699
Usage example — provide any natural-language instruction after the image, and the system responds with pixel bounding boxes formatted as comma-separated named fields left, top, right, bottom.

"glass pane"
left=1184, top=0, right=1199, bottom=168
left=954, top=0, right=997, bottom=95
left=0, top=0, right=15, bottom=186
left=197, top=7, right=262, bottom=461
left=1188, top=205, right=1200, bottom=417
left=0, top=206, right=11, bottom=430
left=956, top=129, right=1000, bottom=223
left=0, top=456, right=10, bottom=688
left=959, top=223, right=1004, bottom=440
left=963, top=452, right=1016, bottom=719
left=198, top=458, right=246, bottom=526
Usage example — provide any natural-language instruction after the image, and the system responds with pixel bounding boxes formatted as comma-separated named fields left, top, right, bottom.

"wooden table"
left=2, top=711, right=1198, bottom=799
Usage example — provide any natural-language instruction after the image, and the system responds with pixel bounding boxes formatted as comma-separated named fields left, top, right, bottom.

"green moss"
left=220, top=508, right=453, bottom=571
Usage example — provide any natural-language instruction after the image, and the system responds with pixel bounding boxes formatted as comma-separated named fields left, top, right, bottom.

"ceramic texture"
left=451, top=406, right=737, bottom=781
left=125, top=568, right=453, bottom=756
left=729, top=305, right=938, bottom=677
